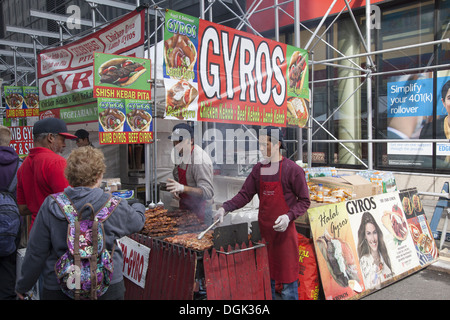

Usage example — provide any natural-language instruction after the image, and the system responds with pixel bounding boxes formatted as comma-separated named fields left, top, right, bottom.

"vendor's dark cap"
left=259, top=126, right=286, bottom=149
left=168, top=123, right=194, bottom=141
left=75, top=129, right=90, bottom=139
left=33, top=118, right=77, bottom=140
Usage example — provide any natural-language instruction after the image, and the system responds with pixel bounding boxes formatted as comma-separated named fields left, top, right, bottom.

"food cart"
left=121, top=207, right=271, bottom=300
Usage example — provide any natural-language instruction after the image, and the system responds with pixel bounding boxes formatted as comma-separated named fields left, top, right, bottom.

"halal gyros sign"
left=163, top=10, right=309, bottom=128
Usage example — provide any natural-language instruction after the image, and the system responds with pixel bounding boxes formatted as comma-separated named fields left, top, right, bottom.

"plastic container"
left=317, top=184, right=324, bottom=203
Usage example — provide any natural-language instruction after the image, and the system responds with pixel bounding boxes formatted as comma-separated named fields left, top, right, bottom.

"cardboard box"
left=310, top=175, right=374, bottom=199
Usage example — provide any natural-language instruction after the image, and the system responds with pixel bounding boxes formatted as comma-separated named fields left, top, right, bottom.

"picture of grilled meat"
left=316, top=230, right=360, bottom=288
left=126, top=109, right=152, bottom=132
left=164, top=34, right=197, bottom=71
left=288, top=51, right=307, bottom=90
left=99, top=108, right=126, bottom=132
left=98, top=58, right=147, bottom=87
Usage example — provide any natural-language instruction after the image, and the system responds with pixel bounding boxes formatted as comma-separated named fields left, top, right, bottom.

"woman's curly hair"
left=65, top=146, right=106, bottom=187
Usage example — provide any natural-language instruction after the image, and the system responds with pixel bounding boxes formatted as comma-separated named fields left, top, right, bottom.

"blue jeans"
left=271, top=279, right=298, bottom=300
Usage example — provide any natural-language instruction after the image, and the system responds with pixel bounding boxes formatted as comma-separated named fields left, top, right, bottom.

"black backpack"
left=0, top=158, right=22, bottom=257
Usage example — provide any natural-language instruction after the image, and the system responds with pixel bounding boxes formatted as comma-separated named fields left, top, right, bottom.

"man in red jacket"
left=16, top=118, right=77, bottom=230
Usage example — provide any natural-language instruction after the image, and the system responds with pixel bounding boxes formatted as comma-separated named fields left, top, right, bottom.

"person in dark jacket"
left=0, top=125, right=21, bottom=300
left=15, top=146, right=145, bottom=300
left=74, top=129, right=94, bottom=148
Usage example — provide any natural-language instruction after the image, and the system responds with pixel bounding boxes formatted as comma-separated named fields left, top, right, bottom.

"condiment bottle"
left=317, top=184, right=324, bottom=203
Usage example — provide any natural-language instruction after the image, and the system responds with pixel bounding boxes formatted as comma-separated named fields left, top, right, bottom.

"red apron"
left=258, top=159, right=299, bottom=283
left=178, top=163, right=206, bottom=221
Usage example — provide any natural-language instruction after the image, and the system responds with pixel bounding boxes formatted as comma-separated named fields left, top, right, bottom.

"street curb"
left=428, top=258, right=450, bottom=274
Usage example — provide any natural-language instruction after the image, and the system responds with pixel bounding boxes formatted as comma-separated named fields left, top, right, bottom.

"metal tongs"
left=197, top=212, right=227, bottom=240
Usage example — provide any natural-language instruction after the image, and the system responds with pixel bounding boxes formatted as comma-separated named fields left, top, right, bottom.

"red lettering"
left=121, top=243, right=127, bottom=273
left=72, top=70, right=92, bottom=90
left=136, top=255, right=144, bottom=282
left=56, top=74, right=72, bottom=93
left=42, top=78, right=57, bottom=96
left=127, top=249, right=134, bottom=275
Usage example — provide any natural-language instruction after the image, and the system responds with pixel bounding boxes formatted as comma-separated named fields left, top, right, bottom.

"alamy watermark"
left=170, top=126, right=284, bottom=175
left=66, top=5, right=81, bottom=30
left=370, top=5, right=381, bottom=30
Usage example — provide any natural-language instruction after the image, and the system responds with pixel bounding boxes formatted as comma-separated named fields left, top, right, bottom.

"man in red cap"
left=16, top=118, right=77, bottom=230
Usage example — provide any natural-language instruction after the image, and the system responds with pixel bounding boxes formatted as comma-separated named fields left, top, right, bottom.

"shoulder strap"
left=95, top=195, right=121, bottom=222
left=51, top=192, right=78, bottom=223
left=6, top=158, right=21, bottom=194
left=52, top=192, right=121, bottom=223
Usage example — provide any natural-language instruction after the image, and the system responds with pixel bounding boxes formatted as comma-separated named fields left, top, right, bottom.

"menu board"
left=93, top=52, right=151, bottom=100
left=308, top=190, right=436, bottom=300
left=97, top=98, right=153, bottom=144
left=94, top=52, right=152, bottom=145
left=162, top=9, right=309, bottom=128
left=9, top=126, right=34, bottom=156
left=4, top=86, right=39, bottom=118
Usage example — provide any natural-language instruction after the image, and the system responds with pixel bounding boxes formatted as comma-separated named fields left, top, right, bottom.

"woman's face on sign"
left=443, top=88, right=450, bottom=115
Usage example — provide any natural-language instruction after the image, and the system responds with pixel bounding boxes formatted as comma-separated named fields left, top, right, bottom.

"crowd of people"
left=0, top=118, right=311, bottom=300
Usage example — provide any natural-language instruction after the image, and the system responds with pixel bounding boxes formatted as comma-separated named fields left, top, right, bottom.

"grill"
left=123, top=222, right=271, bottom=300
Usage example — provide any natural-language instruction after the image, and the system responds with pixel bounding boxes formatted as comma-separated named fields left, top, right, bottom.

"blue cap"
left=168, top=123, right=194, bottom=141
left=33, top=118, right=77, bottom=140
left=259, top=126, right=286, bottom=149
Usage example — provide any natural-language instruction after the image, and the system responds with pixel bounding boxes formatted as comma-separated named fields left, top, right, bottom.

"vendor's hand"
left=16, top=292, right=26, bottom=300
left=167, top=178, right=184, bottom=194
left=273, top=214, right=290, bottom=232
left=214, top=207, right=226, bottom=223
left=172, top=192, right=180, bottom=200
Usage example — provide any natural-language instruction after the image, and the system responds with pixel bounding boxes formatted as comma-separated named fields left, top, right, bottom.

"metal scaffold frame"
left=1, top=0, right=449, bottom=173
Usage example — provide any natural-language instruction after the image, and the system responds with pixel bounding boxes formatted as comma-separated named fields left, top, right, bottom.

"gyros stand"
left=123, top=221, right=271, bottom=300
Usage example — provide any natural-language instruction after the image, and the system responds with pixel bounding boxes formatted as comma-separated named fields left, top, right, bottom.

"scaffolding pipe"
left=307, top=50, right=314, bottom=167
left=365, top=0, right=373, bottom=169
left=312, top=38, right=450, bottom=65
left=294, top=0, right=302, bottom=162
left=312, top=63, right=450, bottom=84
left=13, top=47, right=17, bottom=86
left=311, top=139, right=450, bottom=143
left=145, top=5, right=152, bottom=205
left=304, top=0, right=337, bottom=50
left=32, top=36, right=38, bottom=86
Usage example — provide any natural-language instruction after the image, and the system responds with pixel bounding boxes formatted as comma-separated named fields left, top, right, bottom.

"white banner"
left=38, top=9, right=145, bottom=111
left=117, top=236, right=150, bottom=289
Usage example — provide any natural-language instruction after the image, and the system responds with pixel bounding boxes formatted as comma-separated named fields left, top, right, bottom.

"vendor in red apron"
left=215, top=126, right=310, bottom=300
left=166, top=123, right=215, bottom=225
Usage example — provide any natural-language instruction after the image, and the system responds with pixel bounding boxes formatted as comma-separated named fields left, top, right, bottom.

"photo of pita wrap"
left=164, top=34, right=197, bottom=71
left=166, top=80, right=198, bottom=119
left=24, top=93, right=39, bottom=109
left=316, top=230, right=362, bottom=292
left=288, top=51, right=307, bottom=90
left=402, top=196, right=413, bottom=216
left=5, top=93, right=24, bottom=109
left=99, top=108, right=126, bottom=132
left=410, top=224, right=437, bottom=257
left=98, top=58, right=146, bottom=87
left=127, top=109, right=152, bottom=132
left=382, top=210, right=408, bottom=241
left=412, top=194, right=423, bottom=213
left=287, top=97, right=309, bottom=127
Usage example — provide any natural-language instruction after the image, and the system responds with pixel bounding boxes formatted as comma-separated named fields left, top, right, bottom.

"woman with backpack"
left=15, top=146, right=146, bottom=300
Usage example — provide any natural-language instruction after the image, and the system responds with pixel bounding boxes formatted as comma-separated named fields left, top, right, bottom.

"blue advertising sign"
left=387, top=78, right=433, bottom=118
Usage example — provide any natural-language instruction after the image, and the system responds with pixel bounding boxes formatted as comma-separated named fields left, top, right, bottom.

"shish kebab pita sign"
left=93, top=52, right=153, bottom=145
